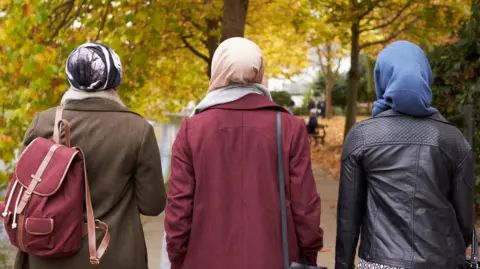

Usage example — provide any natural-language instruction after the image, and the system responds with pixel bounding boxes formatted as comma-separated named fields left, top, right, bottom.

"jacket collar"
left=203, top=94, right=289, bottom=113
left=374, top=109, right=452, bottom=125
left=64, top=98, right=140, bottom=116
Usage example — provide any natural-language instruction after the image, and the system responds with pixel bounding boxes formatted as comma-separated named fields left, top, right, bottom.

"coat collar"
left=63, top=98, right=140, bottom=116
left=203, top=94, right=289, bottom=113
left=374, top=109, right=452, bottom=125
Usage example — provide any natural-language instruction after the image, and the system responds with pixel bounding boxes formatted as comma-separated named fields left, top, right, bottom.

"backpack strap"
left=52, top=107, right=71, bottom=147
left=81, top=154, right=110, bottom=264
left=53, top=106, right=110, bottom=264
left=52, top=106, right=63, bottom=143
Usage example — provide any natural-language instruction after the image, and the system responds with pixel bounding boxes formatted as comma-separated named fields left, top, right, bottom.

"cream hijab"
left=191, top=38, right=271, bottom=116
left=208, top=37, right=265, bottom=91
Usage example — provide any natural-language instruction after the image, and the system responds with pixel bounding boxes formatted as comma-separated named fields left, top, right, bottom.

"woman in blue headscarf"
left=335, top=41, right=474, bottom=269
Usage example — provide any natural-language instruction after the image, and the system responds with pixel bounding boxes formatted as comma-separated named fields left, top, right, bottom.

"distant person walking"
left=317, top=99, right=326, bottom=118
left=308, top=99, right=315, bottom=111
left=336, top=41, right=473, bottom=269
left=164, top=37, right=323, bottom=269
left=306, top=109, right=319, bottom=136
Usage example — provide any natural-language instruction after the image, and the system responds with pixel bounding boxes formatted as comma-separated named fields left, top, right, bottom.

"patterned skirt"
left=358, top=258, right=405, bottom=269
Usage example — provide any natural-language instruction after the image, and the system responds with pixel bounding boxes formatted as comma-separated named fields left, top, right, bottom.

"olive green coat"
left=14, top=98, right=166, bottom=269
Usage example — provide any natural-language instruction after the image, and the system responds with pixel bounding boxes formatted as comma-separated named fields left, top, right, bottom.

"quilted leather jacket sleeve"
left=451, top=149, right=474, bottom=247
left=335, top=124, right=367, bottom=269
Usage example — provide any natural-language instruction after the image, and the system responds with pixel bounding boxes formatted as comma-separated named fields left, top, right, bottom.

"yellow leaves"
left=0, top=135, right=14, bottom=145
left=246, top=0, right=311, bottom=78
left=21, top=2, right=33, bottom=17
left=0, top=27, right=7, bottom=43
left=33, top=53, right=46, bottom=65
left=32, top=46, right=59, bottom=72
left=0, top=0, right=337, bottom=175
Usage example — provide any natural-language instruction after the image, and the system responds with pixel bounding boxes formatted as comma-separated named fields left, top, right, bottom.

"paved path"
left=142, top=164, right=339, bottom=269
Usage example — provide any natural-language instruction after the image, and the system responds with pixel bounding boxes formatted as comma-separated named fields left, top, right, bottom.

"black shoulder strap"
left=276, top=111, right=289, bottom=269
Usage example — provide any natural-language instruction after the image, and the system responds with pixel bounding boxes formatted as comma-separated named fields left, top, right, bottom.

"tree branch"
left=95, top=0, right=111, bottom=41
left=359, top=0, right=414, bottom=33
left=316, top=47, right=329, bottom=76
left=186, top=16, right=205, bottom=32
left=49, top=2, right=75, bottom=42
left=50, top=0, right=75, bottom=15
left=334, top=56, right=342, bottom=78
left=181, top=36, right=210, bottom=63
left=48, top=0, right=92, bottom=43
left=357, top=0, right=383, bottom=20
left=360, top=17, right=420, bottom=49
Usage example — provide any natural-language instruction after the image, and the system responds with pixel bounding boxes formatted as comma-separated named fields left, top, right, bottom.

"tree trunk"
left=206, top=17, right=220, bottom=78
left=221, top=0, right=249, bottom=41
left=203, top=0, right=249, bottom=78
left=366, top=54, right=374, bottom=90
left=343, top=21, right=361, bottom=140
left=325, top=79, right=334, bottom=119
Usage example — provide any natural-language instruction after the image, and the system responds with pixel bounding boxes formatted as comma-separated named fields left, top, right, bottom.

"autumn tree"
left=314, top=43, right=346, bottom=118
left=176, top=0, right=310, bottom=79
left=0, top=1, right=208, bottom=184
left=246, top=0, right=312, bottom=78
left=0, top=0, right=312, bottom=185
left=302, top=2, right=349, bottom=119
left=222, top=0, right=249, bottom=41
left=321, top=0, right=470, bottom=139
left=173, top=0, right=249, bottom=78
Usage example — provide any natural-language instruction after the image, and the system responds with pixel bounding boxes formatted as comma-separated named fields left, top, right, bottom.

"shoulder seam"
left=341, top=123, right=365, bottom=161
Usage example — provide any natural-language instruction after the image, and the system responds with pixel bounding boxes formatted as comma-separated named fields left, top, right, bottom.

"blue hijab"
left=372, top=40, right=438, bottom=117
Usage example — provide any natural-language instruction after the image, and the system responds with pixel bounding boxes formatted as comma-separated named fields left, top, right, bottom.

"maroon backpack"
left=0, top=107, right=110, bottom=264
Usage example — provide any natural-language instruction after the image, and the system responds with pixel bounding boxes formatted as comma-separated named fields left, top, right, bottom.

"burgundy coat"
left=165, top=94, right=323, bottom=269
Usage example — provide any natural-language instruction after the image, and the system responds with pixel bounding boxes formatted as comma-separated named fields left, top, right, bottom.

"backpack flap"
left=14, top=137, right=79, bottom=214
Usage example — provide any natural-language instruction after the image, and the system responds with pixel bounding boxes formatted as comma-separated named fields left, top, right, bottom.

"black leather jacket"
left=335, top=110, right=474, bottom=269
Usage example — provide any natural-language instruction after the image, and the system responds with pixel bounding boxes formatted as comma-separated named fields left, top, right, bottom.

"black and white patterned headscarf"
left=65, top=42, right=122, bottom=92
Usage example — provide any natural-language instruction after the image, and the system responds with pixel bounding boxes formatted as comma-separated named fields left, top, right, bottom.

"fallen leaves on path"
left=308, top=116, right=370, bottom=179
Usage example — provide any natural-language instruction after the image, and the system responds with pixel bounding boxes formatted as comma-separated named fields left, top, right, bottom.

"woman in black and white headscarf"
left=14, top=42, right=166, bottom=269
left=61, top=42, right=125, bottom=106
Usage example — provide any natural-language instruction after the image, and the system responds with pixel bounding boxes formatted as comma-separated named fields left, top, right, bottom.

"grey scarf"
left=190, top=83, right=272, bottom=117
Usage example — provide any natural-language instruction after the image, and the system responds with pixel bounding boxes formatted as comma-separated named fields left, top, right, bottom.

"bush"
left=294, top=106, right=309, bottom=116
left=271, top=91, right=292, bottom=107
left=333, top=106, right=345, bottom=116
left=429, top=3, right=480, bottom=208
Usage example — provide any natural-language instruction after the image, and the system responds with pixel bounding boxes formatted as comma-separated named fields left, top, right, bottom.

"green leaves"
left=429, top=2, right=480, bottom=209
left=35, top=8, right=48, bottom=24
left=271, top=91, right=293, bottom=107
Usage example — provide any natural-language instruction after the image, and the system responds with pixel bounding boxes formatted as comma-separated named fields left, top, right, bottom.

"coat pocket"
left=24, top=217, right=55, bottom=251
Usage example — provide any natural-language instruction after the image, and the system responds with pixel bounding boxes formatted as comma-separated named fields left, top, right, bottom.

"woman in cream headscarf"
left=190, top=37, right=272, bottom=115
left=163, top=37, right=323, bottom=269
